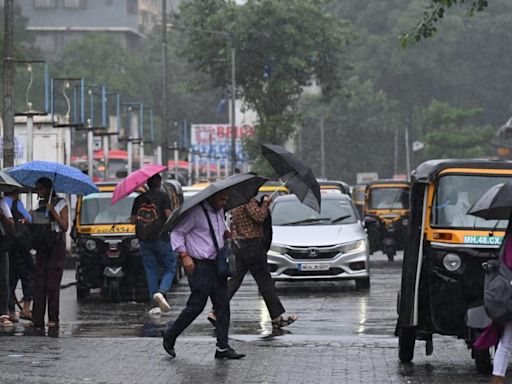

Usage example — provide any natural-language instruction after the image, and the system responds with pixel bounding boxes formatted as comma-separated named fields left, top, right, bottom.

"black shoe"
left=162, top=333, right=176, bottom=358
left=215, top=347, right=246, bottom=360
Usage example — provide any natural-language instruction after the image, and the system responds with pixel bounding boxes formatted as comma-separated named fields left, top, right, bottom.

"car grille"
left=286, top=248, right=339, bottom=260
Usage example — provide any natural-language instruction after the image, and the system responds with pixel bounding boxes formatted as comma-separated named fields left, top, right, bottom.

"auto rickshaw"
left=352, top=184, right=366, bottom=217
left=73, top=180, right=183, bottom=302
left=318, top=180, right=351, bottom=196
left=256, top=181, right=289, bottom=200
left=397, top=159, right=512, bottom=373
left=364, top=180, right=410, bottom=261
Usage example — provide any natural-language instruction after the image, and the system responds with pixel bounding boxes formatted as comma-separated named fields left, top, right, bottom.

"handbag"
left=483, top=243, right=512, bottom=323
left=201, top=205, right=237, bottom=278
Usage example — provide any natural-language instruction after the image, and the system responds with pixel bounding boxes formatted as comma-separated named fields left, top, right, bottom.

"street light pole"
left=167, top=23, right=237, bottom=175
left=230, top=40, right=236, bottom=175
left=161, top=0, right=169, bottom=167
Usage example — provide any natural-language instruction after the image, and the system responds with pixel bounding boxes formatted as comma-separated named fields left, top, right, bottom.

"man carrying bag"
left=161, top=190, right=245, bottom=360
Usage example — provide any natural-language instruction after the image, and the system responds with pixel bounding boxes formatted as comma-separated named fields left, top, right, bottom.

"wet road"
left=9, top=251, right=400, bottom=339
left=0, top=252, right=495, bottom=383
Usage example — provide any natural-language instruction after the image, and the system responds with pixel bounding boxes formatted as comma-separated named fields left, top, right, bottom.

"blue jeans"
left=139, top=240, right=176, bottom=304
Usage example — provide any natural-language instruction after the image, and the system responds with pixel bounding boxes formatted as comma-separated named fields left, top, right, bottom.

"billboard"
left=190, top=124, right=255, bottom=163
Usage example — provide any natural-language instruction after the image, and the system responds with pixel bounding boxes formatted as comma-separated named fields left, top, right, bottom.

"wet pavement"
left=0, top=252, right=494, bottom=383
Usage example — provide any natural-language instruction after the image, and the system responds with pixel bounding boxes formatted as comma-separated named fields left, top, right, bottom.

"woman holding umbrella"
left=27, top=177, right=69, bottom=329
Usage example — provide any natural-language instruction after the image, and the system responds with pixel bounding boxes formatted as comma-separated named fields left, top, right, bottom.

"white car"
left=267, top=194, right=370, bottom=289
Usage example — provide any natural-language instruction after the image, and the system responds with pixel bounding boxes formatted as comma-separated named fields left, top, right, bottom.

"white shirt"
left=0, top=198, right=13, bottom=219
left=35, top=198, right=68, bottom=232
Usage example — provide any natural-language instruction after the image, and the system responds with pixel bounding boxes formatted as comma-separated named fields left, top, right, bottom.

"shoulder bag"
left=483, top=240, right=512, bottom=323
left=201, top=205, right=237, bottom=278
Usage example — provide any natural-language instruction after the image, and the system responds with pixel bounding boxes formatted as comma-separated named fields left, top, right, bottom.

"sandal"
left=272, top=315, right=298, bottom=329
left=0, top=315, right=13, bottom=327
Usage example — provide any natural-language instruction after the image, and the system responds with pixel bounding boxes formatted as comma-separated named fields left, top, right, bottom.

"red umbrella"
left=111, top=164, right=166, bottom=205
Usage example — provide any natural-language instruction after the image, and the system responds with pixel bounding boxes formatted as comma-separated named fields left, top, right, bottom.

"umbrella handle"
left=269, top=179, right=289, bottom=200
left=45, top=188, right=53, bottom=218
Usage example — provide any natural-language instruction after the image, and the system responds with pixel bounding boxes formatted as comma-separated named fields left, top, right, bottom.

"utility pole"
left=393, top=128, right=398, bottom=177
left=3, top=0, right=14, bottom=167
left=230, top=39, right=236, bottom=175
left=405, top=124, right=411, bottom=178
left=161, top=0, right=169, bottom=167
left=320, top=116, right=325, bottom=179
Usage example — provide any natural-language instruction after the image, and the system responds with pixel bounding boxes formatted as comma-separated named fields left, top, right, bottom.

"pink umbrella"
left=111, top=164, right=167, bottom=205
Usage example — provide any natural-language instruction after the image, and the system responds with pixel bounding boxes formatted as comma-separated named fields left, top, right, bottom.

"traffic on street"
left=3, top=1, right=512, bottom=384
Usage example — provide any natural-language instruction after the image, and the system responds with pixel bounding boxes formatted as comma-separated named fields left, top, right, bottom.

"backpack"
left=135, top=196, right=162, bottom=241
left=30, top=198, right=61, bottom=252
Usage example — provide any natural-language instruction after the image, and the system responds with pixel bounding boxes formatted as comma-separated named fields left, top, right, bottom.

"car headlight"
left=269, top=244, right=287, bottom=254
left=85, top=239, right=97, bottom=251
left=443, top=253, right=462, bottom=272
left=338, top=239, right=366, bottom=253
left=130, top=238, right=140, bottom=250
left=401, top=218, right=409, bottom=226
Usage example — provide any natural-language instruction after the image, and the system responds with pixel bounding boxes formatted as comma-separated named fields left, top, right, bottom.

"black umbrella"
left=162, top=173, right=268, bottom=232
left=261, top=143, right=321, bottom=212
left=0, top=170, right=23, bottom=192
left=467, top=182, right=512, bottom=220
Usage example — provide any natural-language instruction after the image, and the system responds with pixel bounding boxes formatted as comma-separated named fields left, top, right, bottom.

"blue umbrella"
left=8, top=160, right=99, bottom=195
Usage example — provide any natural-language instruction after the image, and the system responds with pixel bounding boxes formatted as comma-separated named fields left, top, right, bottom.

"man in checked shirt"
left=207, top=195, right=298, bottom=329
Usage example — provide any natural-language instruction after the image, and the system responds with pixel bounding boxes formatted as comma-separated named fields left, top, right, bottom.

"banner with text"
left=190, top=124, right=254, bottom=166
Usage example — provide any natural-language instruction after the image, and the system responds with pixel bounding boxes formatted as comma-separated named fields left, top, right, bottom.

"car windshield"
left=272, top=197, right=358, bottom=226
left=432, top=174, right=512, bottom=229
left=79, top=191, right=139, bottom=225
left=368, top=187, right=409, bottom=209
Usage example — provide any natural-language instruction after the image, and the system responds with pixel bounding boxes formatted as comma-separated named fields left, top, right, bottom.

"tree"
left=420, top=100, right=495, bottom=159
left=177, top=0, right=352, bottom=156
left=299, top=77, right=401, bottom=184
left=400, top=0, right=489, bottom=45
left=56, top=31, right=226, bottom=151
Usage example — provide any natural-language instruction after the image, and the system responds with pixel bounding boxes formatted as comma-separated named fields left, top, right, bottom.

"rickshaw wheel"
left=398, top=326, right=416, bottom=362
left=472, top=347, right=492, bottom=374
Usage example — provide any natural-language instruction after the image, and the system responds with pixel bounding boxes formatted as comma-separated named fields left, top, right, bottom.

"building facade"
left=16, top=0, right=175, bottom=56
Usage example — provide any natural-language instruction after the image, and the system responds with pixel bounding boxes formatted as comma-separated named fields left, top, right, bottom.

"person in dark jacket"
left=207, top=196, right=298, bottom=329
left=4, top=191, right=33, bottom=322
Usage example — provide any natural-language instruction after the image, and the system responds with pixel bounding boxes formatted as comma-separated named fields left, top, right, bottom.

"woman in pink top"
left=475, top=226, right=512, bottom=384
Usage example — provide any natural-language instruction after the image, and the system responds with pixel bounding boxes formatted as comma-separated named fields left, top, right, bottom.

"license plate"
left=107, top=251, right=120, bottom=258
left=298, top=263, right=330, bottom=271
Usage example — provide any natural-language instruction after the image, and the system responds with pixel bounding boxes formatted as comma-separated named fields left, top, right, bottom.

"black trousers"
left=228, top=238, right=285, bottom=320
left=0, top=251, right=9, bottom=317
left=32, top=238, right=65, bottom=327
left=164, top=260, right=229, bottom=349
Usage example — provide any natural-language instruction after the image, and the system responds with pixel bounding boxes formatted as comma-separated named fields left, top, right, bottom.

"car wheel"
left=398, top=326, right=416, bottom=363
left=355, top=277, right=370, bottom=290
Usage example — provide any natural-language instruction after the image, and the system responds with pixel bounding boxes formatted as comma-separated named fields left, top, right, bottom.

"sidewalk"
left=0, top=334, right=488, bottom=384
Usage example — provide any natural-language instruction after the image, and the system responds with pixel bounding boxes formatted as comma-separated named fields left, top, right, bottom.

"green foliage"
left=298, top=77, right=401, bottom=184
left=400, top=0, right=489, bottom=46
left=178, top=0, right=352, bottom=156
left=55, top=30, right=227, bottom=149
left=421, top=100, right=495, bottom=158
left=57, top=33, right=150, bottom=102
